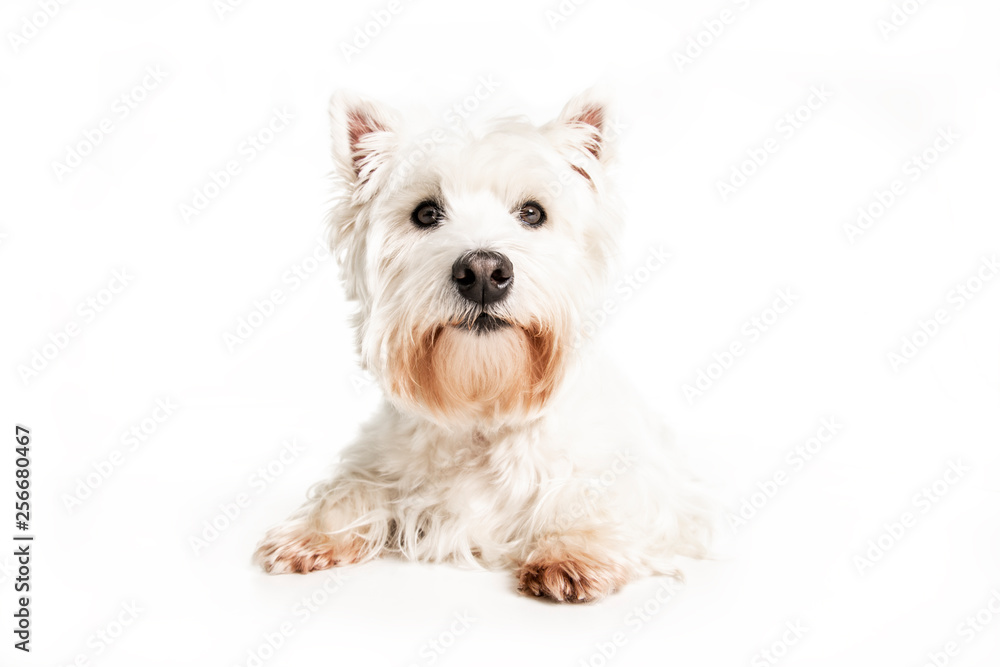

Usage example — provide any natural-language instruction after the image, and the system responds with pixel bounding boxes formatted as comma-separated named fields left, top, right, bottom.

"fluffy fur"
left=253, top=89, right=713, bottom=602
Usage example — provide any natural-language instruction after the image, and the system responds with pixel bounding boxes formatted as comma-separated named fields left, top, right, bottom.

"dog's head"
left=327, top=90, right=622, bottom=427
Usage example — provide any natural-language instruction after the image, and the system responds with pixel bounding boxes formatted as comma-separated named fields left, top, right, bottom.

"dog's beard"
left=386, top=317, right=565, bottom=425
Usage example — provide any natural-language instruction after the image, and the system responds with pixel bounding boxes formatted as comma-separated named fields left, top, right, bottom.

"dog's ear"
left=329, top=91, right=399, bottom=198
left=327, top=92, right=398, bottom=304
left=549, top=88, right=616, bottom=167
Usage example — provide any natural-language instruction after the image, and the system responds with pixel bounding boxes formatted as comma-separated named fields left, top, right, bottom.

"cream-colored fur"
left=253, top=89, right=713, bottom=602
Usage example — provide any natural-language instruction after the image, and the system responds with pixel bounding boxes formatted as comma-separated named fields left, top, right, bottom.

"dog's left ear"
left=329, top=91, right=399, bottom=199
left=547, top=88, right=616, bottom=170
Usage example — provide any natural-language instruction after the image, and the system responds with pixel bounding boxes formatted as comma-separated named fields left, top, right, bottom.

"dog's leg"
left=516, top=529, right=634, bottom=603
left=253, top=475, right=390, bottom=575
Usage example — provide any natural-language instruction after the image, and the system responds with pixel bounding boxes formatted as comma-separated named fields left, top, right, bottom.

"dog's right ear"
left=329, top=91, right=399, bottom=199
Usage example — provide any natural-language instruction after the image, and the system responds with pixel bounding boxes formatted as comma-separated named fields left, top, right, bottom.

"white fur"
left=254, top=89, right=713, bottom=602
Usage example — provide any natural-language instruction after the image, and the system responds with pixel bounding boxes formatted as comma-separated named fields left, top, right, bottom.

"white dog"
left=253, top=89, right=713, bottom=602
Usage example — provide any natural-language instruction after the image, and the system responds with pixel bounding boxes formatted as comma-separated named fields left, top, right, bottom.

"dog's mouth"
left=455, top=312, right=510, bottom=334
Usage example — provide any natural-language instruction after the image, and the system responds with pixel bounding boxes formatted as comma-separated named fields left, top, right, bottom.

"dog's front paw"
left=516, top=542, right=630, bottom=603
left=253, top=524, right=364, bottom=575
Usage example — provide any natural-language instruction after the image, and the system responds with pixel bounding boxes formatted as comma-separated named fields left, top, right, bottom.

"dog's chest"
left=416, top=427, right=563, bottom=516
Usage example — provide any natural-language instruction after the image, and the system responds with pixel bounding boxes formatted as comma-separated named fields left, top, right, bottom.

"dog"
left=253, top=88, right=713, bottom=602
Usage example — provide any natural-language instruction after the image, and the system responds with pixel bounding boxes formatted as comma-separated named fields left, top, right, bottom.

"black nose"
left=452, top=251, right=513, bottom=306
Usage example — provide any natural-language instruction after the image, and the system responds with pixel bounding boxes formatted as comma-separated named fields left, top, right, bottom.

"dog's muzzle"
left=451, top=250, right=513, bottom=334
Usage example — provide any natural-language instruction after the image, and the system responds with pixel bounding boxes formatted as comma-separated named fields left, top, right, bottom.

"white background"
left=2, top=0, right=999, bottom=665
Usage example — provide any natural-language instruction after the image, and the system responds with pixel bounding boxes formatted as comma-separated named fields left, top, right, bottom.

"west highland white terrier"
left=253, top=89, right=713, bottom=602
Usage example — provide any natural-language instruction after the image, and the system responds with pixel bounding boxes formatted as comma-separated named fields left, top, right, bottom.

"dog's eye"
left=518, top=201, right=546, bottom=227
left=411, top=201, right=442, bottom=228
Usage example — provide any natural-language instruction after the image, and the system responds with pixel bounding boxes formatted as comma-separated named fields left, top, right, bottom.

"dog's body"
left=254, top=90, right=712, bottom=602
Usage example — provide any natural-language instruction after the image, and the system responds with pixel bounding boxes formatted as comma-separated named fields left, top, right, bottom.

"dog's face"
left=328, top=91, right=622, bottom=427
